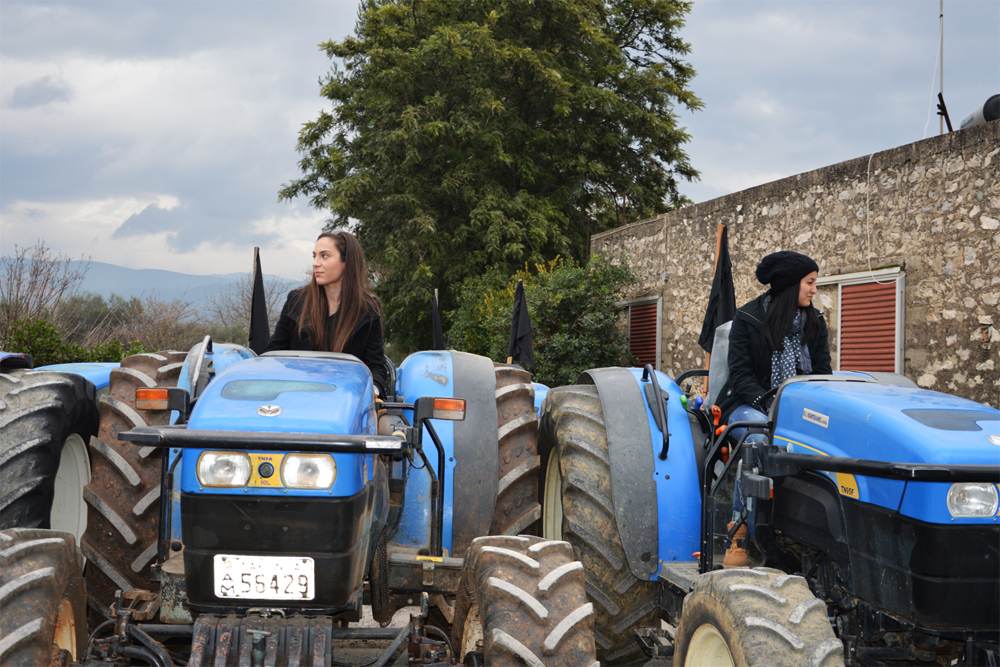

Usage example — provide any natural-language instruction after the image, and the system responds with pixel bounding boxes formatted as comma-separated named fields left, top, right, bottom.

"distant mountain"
left=65, top=261, right=294, bottom=312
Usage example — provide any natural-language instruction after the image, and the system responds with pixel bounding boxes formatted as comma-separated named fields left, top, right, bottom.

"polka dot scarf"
left=771, top=307, right=812, bottom=390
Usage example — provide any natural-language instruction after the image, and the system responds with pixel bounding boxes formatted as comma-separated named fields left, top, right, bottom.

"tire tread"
left=453, top=534, right=596, bottom=666
left=538, top=384, right=659, bottom=665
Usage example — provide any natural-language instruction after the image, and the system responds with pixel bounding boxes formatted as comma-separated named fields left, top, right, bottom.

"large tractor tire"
left=424, top=364, right=542, bottom=636
left=80, top=352, right=184, bottom=617
left=675, top=567, right=844, bottom=667
left=538, top=384, right=659, bottom=665
left=0, top=528, right=88, bottom=666
left=0, top=370, right=99, bottom=539
left=490, top=364, right=541, bottom=536
left=453, top=534, right=598, bottom=666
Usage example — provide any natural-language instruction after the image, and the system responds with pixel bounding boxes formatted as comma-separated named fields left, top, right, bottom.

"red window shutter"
left=840, top=282, right=896, bottom=372
left=630, top=303, right=658, bottom=368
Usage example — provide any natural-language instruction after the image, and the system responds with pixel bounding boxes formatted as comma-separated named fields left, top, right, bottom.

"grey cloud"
left=113, top=203, right=182, bottom=238
left=6, top=75, right=72, bottom=108
left=113, top=201, right=282, bottom=252
left=2, top=0, right=995, bottom=258
left=0, top=1, right=359, bottom=61
left=678, top=0, right=999, bottom=205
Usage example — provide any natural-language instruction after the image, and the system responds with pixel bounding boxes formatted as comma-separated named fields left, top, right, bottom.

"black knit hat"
left=756, top=251, right=819, bottom=293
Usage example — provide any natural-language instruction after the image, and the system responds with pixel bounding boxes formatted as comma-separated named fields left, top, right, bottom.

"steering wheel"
left=757, top=386, right=780, bottom=414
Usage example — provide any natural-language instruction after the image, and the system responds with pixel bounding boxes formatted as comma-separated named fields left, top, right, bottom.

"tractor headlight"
left=197, top=452, right=252, bottom=487
left=282, top=454, right=336, bottom=489
left=946, top=483, right=998, bottom=518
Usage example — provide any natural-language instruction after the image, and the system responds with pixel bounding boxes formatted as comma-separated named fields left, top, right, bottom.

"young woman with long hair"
left=716, top=250, right=831, bottom=421
left=714, top=250, right=831, bottom=566
left=266, top=231, right=388, bottom=397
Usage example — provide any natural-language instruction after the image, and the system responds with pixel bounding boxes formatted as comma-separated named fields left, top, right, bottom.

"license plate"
left=213, top=555, right=315, bottom=600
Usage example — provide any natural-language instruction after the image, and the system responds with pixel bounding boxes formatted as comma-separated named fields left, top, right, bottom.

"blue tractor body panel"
left=34, top=361, right=118, bottom=391
left=627, top=369, right=702, bottom=576
left=773, top=381, right=999, bottom=525
left=533, top=382, right=549, bottom=414
left=392, top=351, right=457, bottom=553
left=179, top=355, right=377, bottom=499
left=186, top=356, right=376, bottom=436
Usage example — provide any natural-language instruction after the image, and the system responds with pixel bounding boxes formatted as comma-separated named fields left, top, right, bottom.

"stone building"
left=592, top=121, right=999, bottom=407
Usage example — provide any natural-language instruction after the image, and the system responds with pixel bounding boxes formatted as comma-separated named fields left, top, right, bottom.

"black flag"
left=248, top=247, right=270, bottom=355
left=698, top=225, right=736, bottom=353
left=506, top=279, right=534, bottom=373
left=431, top=289, right=445, bottom=350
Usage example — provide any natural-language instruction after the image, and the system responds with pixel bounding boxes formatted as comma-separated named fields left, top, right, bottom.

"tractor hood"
left=774, top=379, right=998, bottom=465
left=187, top=355, right=376, bottom=436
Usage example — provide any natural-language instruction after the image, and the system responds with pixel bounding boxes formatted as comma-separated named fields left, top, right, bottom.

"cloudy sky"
left=2, top=0, right=997, bottom=280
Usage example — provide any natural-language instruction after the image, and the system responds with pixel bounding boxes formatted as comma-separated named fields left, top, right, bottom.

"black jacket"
left=715, top=293, right=831, bottom=422
left=265, top=290, right=388, bottom=396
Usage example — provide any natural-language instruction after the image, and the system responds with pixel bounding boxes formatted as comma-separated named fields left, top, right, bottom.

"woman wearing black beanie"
left=714, top=250, right=831, bottom=566
left=715, top=250, right=831, bottom=421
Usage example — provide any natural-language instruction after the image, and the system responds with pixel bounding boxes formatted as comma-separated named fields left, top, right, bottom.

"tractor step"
left=659, top=561, right=700, bottom=594
left=388, top=553, right=464, bottom=594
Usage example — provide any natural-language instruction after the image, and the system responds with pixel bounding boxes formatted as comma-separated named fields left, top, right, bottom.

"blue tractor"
left=538, top=366, right=999, bottom=666
left=1, top=344, right=597, bottom=666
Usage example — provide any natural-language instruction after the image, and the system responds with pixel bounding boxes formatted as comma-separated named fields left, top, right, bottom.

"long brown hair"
left=296, top=231, right=380, bottom=352
left=762, top=283, right=820, bottom=352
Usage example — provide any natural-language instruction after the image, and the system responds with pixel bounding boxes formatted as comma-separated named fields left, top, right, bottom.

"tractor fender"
left=33, top=362, right=118, bottom=392
left=0, top=351, right=33, bottom=370
left=578, top=368, right=659, bottom=579
left=450, top=351, right=500, bottom=555
left=393, top=351, right=499, bottom=555
left=576, top=367, right=702, bottom=580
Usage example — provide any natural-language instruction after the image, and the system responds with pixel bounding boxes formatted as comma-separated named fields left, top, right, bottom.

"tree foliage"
left=281, top=0, right=700, bottom=351
left=450, top=256, right=635, bottom=387
left=59, top=292, right=144, bottom=346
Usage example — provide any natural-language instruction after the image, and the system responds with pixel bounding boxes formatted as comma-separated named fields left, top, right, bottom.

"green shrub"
left=4, top=319, right=146, bottom=366
left=449, top=256, right=636, bottom=387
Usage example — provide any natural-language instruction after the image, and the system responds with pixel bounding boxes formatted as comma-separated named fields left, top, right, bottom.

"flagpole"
left=507, top=279, right=522, bottom=364
left=250, top=247, right=259, bottom=350
left=704, top=225, right=725, bottom=394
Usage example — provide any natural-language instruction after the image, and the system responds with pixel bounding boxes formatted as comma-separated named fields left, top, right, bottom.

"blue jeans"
left=728, top=404, right=768, bottom=445
left=729, top=404, right=768, bottom=521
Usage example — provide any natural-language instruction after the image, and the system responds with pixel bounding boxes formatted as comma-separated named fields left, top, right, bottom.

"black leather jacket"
left=715, top=293, right=831, bottom=422
left=265, top=289, right=388, bottom=396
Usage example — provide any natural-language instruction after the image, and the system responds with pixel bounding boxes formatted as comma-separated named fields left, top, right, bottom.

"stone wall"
left=593, top=121, right=999, bottom=407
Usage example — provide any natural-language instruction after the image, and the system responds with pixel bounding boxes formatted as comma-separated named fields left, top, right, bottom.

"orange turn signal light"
left=135, top=387, right=188, bottom=413
left=136, top=388, right=170, bottom=410
left=432, top=398, right=466, bottom=421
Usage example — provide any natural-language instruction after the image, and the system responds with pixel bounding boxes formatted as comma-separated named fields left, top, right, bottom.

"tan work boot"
left=723, top=521, right=749, bottom=568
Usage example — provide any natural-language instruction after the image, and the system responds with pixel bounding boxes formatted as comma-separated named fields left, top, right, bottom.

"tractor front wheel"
left=453, top=535, right=597, bottom=666
left=80, top=352, right=184, bottom=617
left=675, top=568, right=844, bottom=667
left=0, top=528, right=88, bottom=666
